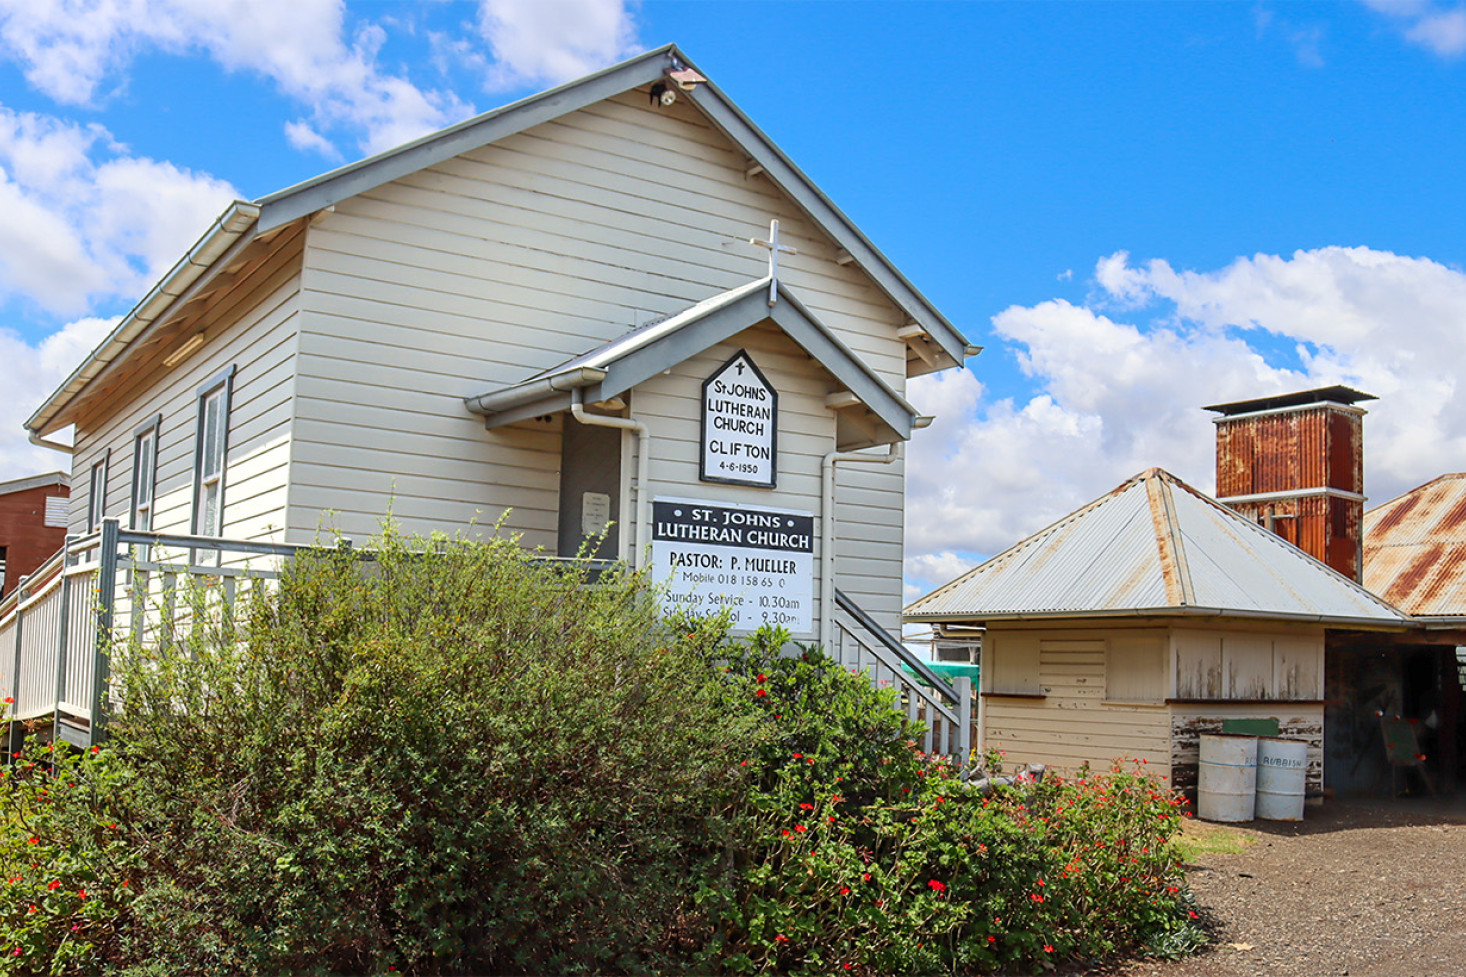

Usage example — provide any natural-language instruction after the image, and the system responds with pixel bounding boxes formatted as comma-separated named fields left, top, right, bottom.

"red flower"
left=2, top=696, right=11, bottom=704
left=794, top=824, right=807, bottom=832
left=89, top=745, right=99, bottom=754
left=792, top=752, right=803, bottom=759
left=26, top=838, right=37, bottom=846
left=774, top=934, right=790, bottom=943
left=47, top=880, right=60, bottom=890
left=799, top=802, right=814, bottom=810
left=1030, top=893, right=1044, bottom=903
left=1043, top=944, right=1055, bottom=953
left=928, top=879, right=946, bottom=894
left=754, top=689, right=768, bottom=698
left=740, top=760, right=749, bottom=766
left=862, top=873, right=871, bottom=882
left=839, top=887, right=850, bottom=895
left=987, top=936, right=997, bottom=943
left=756, top=673, right=767, bottom=683
left=1189, top=910, right=1200, bottom=919
left=76, top=889, right=86, bottom=900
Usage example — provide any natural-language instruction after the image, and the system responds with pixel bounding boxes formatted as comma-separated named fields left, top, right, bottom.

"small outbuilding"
left=905, top=467, right=1411, bottom=797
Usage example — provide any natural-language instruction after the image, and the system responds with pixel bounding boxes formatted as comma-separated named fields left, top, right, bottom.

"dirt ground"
left=1114, top=794, right=1466, bottom=977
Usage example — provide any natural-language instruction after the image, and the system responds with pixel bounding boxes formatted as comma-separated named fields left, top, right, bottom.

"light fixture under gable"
left=163, top=332, right=206, bottom=368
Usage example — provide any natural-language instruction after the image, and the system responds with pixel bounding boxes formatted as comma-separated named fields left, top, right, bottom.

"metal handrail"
left=834, top=588, right=960, bottom=704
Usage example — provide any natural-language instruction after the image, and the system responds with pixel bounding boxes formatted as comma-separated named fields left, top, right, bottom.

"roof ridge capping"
left=904, top=468, right=1159, bottom=614
left=905, top=465, right=1411, bottom=626
left=1153, top=467, right=1409, bottom=619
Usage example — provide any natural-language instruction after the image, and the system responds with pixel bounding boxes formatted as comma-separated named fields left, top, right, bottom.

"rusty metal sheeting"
left=905, top=468, right=1408, bottom=626
left=1215, top=404, right=1363, bottom=497
left=1363, top=472, right=1466, bottom=616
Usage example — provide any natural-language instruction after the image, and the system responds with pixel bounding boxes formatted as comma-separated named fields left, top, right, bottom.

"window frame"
left=131, top=414, right=162, bottom=531
left=87, top=450, right=110, bottom=532
left=191, top=366, right=235, bottom=539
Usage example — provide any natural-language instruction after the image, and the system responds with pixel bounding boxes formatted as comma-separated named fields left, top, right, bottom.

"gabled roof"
left=463, top=276, right=918, bottom=445
left=258, top=43, right=968, bottom=363
left=905, top=467, right=1410, bottom=628
left=28, top=44, right=969, bottom=440
left=1364, top=472, right=1466, bottom=619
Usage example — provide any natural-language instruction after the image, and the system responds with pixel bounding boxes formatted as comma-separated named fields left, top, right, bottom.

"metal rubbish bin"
left=1256, top=737, right=1307, bottom=821
left=1198, top=733, right=1258, bottom=822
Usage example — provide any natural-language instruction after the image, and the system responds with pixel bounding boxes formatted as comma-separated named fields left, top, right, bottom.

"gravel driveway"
left=1115, top=795, right=1466, bottom=977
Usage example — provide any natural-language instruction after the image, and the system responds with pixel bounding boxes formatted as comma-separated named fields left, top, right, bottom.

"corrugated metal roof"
left=905, top=468, right=1408, bottom=627
left=1364, top=473, right=1466, bottom=617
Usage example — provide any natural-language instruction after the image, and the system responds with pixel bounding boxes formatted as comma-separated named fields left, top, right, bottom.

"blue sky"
left=3, top=0, right=1465, bottom=598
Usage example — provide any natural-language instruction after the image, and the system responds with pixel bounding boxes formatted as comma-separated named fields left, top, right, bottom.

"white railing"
left=1, top=519, right=317, bottom=749
left=831, top=588, right=973, bottom=769
left=1, top=520, right=621, bottom=750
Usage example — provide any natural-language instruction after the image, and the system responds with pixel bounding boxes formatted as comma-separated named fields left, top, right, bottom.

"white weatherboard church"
left=15, top=45, right=978, bottom=739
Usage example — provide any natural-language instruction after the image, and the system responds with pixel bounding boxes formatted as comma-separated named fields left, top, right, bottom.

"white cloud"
left=0, top=107, right=237, bottom=315
left=1364, top=0, right=1466, bottom=58
left=0, top=315, right=116, bottom=479
left=284, top=119, right=343, bottom=161
left=903, top=551, right=980, bottom=601
left=0, top=0, right=476, bottom=156
left=477, top=0, right=642, bottom=90
left=904, top=246, right=1466, bottom=583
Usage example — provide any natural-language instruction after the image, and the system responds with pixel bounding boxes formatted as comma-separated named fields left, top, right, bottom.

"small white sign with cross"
left=701, top=350, right=777, bottom=487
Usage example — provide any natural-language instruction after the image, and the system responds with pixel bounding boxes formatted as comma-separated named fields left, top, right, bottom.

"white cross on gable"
left=747, top=219, right=797, bottom=307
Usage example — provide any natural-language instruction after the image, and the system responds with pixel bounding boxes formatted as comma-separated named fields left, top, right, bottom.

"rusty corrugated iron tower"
left=1204, top=385, right=1375, bottom=582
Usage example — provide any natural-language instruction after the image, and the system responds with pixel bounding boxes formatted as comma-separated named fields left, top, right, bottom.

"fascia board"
left=683, top=80, right=970, bottom=364
left=256, top=47, right=678, bottom=232
left=903, top=606, right=1416, bottom=630
left=586, top=286, right=914, bottom=439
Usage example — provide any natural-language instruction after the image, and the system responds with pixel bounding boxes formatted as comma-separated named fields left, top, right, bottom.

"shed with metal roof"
left=906, top=468, right=1411, bottom=798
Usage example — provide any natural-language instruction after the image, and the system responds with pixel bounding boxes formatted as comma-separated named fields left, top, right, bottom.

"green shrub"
left=0, top=534, right=1203, bottom=975
left=6, top=530, right=763, bottom=975
left=698, top=633, right=1204, bottom=975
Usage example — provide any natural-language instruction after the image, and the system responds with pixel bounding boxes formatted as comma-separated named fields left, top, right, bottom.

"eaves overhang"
left=464, top=277, right=917, bottom=438
left=26, top=201, right=261, bottom=437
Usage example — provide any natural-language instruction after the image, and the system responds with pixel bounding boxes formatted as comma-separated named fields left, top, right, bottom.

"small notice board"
left=650, top=497, right=813, bottom=635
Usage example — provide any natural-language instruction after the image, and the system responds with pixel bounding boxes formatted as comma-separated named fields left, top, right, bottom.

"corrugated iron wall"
left=1215, top=403, right=1364, bottom=580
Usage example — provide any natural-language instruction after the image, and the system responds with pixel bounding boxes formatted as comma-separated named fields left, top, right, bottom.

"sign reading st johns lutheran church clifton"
left=701, top=350, right=777, bottom=487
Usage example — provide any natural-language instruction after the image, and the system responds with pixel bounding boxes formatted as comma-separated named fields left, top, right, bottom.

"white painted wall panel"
left=291, top=89, right=916, bottom=626
left=68, top=231, right=304, bottom=547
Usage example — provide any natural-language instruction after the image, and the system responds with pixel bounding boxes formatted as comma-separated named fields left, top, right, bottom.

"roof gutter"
left=905, top=604, right=1417, bottom=631
left=26, top=200, right=261, bottom=437
left=463, top=366, right=607, bottom=417
left=28, top=430, right=74, bottom=456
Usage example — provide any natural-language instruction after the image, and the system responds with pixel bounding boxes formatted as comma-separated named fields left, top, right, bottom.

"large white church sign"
left=701, top=350, right=777, bottom=488
left=651, top=498, right=813, bottom=634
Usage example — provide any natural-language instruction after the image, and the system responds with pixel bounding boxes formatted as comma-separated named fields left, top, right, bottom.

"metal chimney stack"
left=1204, top=386, right=1376, bottom=582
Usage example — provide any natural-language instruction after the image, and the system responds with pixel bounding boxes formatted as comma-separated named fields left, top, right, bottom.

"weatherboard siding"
left=289, top=87, right=912, bottom=627
left=980, top=627, right=1173, bottom=780
left=68, top=234, right=304, bottom=547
